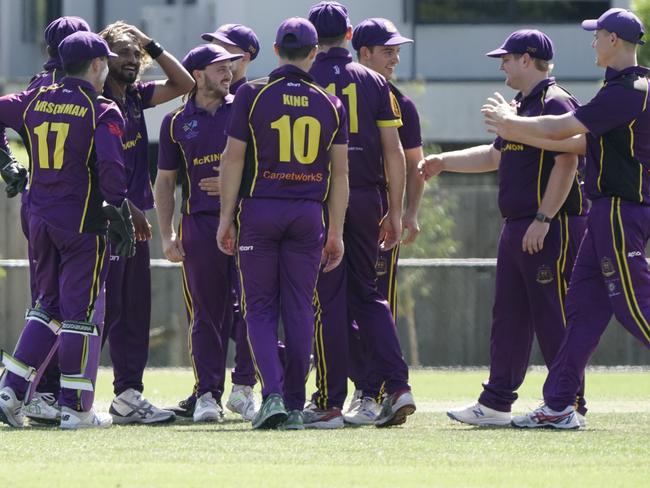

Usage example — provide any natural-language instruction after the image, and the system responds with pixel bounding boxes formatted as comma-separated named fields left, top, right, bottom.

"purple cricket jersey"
left=228, top=64, right=348, bottom=201
left=573, top=66, right=650, bottom=203
left=309, top=47, right=402, bottom=189
left=158, top=94, right=234, bottom=214
left=104, top=81, right=157, bottom=211
left=494, top=78, right=586, bottom=219
left=0, top=77, right=127, bottom=233
left=391, top=82, right=422, bottom=151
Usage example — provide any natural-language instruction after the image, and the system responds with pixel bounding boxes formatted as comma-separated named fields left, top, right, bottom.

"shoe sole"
left=343, top=415, right=376, bottom=426
left=111, top=413, right=176, bottom=425
left=447, top=412, right=511, bottom=427
left=253, top=412, right=288, bottom=430
left=26, top=415, right=60, bottom=426
left=511, top=420, right=580, bottom=430
left=376, top=404, right=416, bottom=428
left=0, top=405, right=23, bottom=428
left=60, top=423, right=112, bottom=430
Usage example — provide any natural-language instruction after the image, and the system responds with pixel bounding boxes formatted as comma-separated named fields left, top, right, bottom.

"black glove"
left=103, top=200, right=136, bottom=258
left=0, top=147, right=28, bottom=198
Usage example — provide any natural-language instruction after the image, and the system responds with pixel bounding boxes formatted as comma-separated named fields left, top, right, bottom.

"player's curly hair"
left=99, top=21, right=154, bottom=75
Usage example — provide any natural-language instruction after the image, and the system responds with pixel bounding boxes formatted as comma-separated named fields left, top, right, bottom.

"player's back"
left=310, top=46, right=401, bottom=189
left=22, top=78, right=118, bottom=233
left=233, top=64, right=346, bottom=202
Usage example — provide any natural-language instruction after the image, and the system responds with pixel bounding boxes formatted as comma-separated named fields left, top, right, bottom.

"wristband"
left=144, top=40, right=164, bottom=59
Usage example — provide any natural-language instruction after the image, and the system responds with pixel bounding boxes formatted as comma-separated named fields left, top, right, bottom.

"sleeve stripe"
left=377, top=119, right=403, bottom=128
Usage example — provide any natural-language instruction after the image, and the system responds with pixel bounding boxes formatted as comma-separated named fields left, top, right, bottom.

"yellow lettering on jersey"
left=282, top=94, right=309, bottom=107
left=502, top=143, right=525, bottom=152
left=33, top=100, right=88, bottom=118
left=122, top=132, right=143, bottom=151
left=193, top=153, right=222, bottom=166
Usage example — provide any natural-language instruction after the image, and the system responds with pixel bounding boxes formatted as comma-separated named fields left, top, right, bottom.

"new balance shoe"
left=109, top=388, right=175, bottom=425
left=344, top=389, right=363, bottom=414
left=24, top=391, right=60, bottom=425
left=193, top=392, right=224, bottom=423
left=226, top=385, right=256, bottom=421
left=282, top=410, right=305, bottom=430
left=167, top=395, right=196, bottom=419
left=252, top=393, right=287, bottom=430
left=375, top=389, right=416, bottom=428
left=511, top=404, right=580, bottom=429
left=576, top=412, right=587, bottom=428
left=344, top=396, right=380, bottom=425
left=0, top=386, right=25, bottom=428
left=447, top=402, right=511, bottom=427
left=60, top=406, right=112, bottom=430
left=303, top=405, right=344, bottom=429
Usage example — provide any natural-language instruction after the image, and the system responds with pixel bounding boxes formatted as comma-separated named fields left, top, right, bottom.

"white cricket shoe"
left=511, top=404, right=580, bottom=430
left=576, top=412, right=587, bottom=428
left=344, top=389, right=363, bottom=414
left=24, top=392, right=60, bottom=424
left=226, top=385, right=256, bottom=421
left=60, top=406, right=112, bottom=430
left=0, top=386, right=25, bottom=428
left=193, top=392, right=224, bottom=423
left=344, top=396, right=381, bottom=425
left=109, top=388, right=175, bottom=425
left=447, top=402, right=511, bottom=427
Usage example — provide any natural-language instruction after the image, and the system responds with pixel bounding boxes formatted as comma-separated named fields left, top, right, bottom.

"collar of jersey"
left=183, top=93, right=234, bottom=116
left=59, top=76, right=97, bottom=93
left=516, top=77, right=556, bottom=104
left=315, top=47, right=352, bottom=63
left=604, top=65, right=650, bottom=82
left=269, top=64, right=314, bottom=83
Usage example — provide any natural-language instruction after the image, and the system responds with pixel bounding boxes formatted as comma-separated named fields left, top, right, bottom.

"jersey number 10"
left=270, top=115, right=321, bottom=165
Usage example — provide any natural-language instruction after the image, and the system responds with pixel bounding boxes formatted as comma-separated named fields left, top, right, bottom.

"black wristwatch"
left=534, top=212, right=552, bottom=224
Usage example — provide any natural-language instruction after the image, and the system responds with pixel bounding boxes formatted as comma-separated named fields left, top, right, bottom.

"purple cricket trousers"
left=479, top=213, right=588, bottom=414
left=237, top=198, right=324, bottom=411
left=544, top=198, right=650, bottom=410
left=4, top=214, right=107, bottom=411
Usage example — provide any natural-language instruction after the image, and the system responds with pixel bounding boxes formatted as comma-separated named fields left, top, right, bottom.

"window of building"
left=414, top=0, right=611, bottom=24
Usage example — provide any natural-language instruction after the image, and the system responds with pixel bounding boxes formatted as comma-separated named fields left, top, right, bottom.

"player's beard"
left=112, top=64, right=140, bottom=85
left=204, top=76, right=230, bottom=99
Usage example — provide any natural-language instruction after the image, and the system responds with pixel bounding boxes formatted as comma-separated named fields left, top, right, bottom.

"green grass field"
left=0, top=367, right=648, bottom=488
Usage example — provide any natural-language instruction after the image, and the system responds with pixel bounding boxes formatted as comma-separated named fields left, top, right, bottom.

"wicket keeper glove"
left=103, top=200, right=136, bottom=258
left=0, top=148, right=28, bottom=198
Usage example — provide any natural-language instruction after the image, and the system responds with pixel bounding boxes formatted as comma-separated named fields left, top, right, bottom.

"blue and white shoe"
left=447, top=402, right=511, bottom=427
left=511, top=404, right=580, bottom=429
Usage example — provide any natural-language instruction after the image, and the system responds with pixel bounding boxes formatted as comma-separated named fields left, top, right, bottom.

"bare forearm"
left=405, top=146, right=425, bottom=218
left=511, top=133, right=586, bottom=155
left=219, top=159, right=243, bottom=221
left=153, top=177, right=177, bottom=240
left=440, top=144, right=498, bottom=173
left=384, top=147, right=405, bottom=216
left=157, top=52, right=194, bottom=93
left=538, top=155, right=579, bottom=218
left=326, top=145, right=349, bottom=237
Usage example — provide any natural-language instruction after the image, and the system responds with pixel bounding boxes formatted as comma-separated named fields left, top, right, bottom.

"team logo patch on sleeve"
left=389, top=92, right=402, bottom=118
left=107, top=122, right=123, bottom=138
left=536, top=265, right=554, bottom=285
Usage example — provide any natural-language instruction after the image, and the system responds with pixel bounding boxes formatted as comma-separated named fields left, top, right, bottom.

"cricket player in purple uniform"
left=155, top=44, right=243, bottom=423
left=305, top=1, right=415, bottom=429
left=168, top=24, right=261, bottom=421
left=0, top=16, right=92, bottom=425
left=420, top=29, right=588, bottom=427
left=217, top=17, right=349, bottom=430
left=99, top=22, right=194, bottom=424
left=344, top=18, right=425, bottom=425
left=0, top=32, right=135, bottom=429
left=482, top=9, right=650, bottom=429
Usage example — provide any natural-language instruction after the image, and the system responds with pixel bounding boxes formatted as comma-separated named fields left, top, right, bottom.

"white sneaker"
left=344, top=396, right=380, bottom=425
left=60, top=406, right=112, bottom=430
left=226, top=385, right=256, bottom=421
left=576, top=412, right=587, bottom=428
left=24, top=392, right=60, bottom=424
left=193, top=392, right=224, bottom=423
left=447, top=402, right=511, bottom=427
left=109, top=388, right=175, bottom=425
left=345, top=389, right=363, bottom=414
left=0, top=386, right=25, bottom=428
left=511, top=404, right=580, bottom=430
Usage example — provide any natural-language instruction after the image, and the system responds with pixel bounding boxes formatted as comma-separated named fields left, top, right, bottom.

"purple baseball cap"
left=351, top=18, right=413, bottom=51
left=44, top=16, right=90, bottom=49
left=182, top=44, right=243, bottom=73
left=308, top=1, right=351, bottom=38
left=486, top=29, right=554, bottom=60
left=582, top=8, right=645, bottom=45
left=59, top=31, right=117, bottom=67
left=201, top=24, right=261, bottom=60
left=275, top=17, right=318, bottom=49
